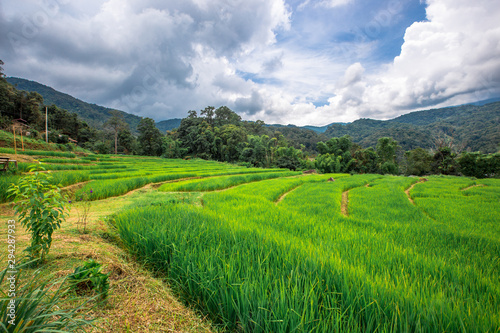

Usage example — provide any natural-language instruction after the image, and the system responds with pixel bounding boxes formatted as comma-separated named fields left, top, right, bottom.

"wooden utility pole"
left=45, top=106, right=48, bottom=143
left=20, top=127, right=24, bottom=151
left=12, top=124, right=17, bottom=155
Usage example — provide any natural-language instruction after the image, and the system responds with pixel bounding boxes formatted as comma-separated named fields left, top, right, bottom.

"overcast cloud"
left=1, top=0, right=499, bottom=126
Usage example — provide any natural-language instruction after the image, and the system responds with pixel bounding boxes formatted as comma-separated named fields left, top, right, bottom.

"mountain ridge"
left=6, top=76, right=500, bottom=153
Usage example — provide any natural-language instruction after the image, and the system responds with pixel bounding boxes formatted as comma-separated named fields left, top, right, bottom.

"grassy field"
left=1, top=154, right=499, bottom=332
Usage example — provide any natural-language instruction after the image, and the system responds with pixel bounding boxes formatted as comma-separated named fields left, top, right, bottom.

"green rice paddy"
left=1, top=153, right=499, bottom=332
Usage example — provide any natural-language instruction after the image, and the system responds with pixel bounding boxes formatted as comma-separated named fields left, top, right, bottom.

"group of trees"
left=0, top=67, right=136, bottom=153
left=314, top=135, right=499, bottom=178
left=163, top=106, right=311, bottom=170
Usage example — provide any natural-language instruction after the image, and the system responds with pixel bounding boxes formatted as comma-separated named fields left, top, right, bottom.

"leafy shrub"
left=7, top=165, right=69, bottom=262
left=68, top=259, right=110, bottom=302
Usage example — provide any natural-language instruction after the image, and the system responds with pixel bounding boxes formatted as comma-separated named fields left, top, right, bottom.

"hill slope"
left=156, top=119, right=182, bottom=133
left=6, top=77, right=143, bottom=131
left=325, top=102, right=500, bottom=153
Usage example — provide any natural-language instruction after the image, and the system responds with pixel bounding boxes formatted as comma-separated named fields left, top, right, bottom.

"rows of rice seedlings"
left=157, top=171, right=300, bottom=192
left=2, top=155, right=290, bottom=204
left=0, top=147, right=76, bottom=158
left=38, top=164, right=127, bottom=171
left=39, top=158, right=92, bottom=164
left=66, top=156, right=295, bottom=200
left=17, top=162, right=89, bottom=175
left=77, top=169, right=295, bottom=201
left=410, top=176, right=500, bottom=241
left=0, top=170, right=90, bottom=203
left=222, top=173, right=350, bottom=202
left=115, top=197, right=440, bottom=332
left=114, top=174, right=500, bottom=332
left=88, top=170, right=141, bottom=179
left=280, top=174, right=382, bottom=217
left=44, top=170, right=91, bottom=187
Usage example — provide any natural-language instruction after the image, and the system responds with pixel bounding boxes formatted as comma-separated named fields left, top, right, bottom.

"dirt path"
left=341, top=183, right=372, bottom=217
left=341, top=190, right=349, bottom=216
left=405, top=178, right=427, bottom=205
left=61, top=180, right=93, bottom=193
left=461, top=184, right=487, bottom=191
left=275, top=184, right=303, bottom=205
left=0, top=153, right=41, bottom=164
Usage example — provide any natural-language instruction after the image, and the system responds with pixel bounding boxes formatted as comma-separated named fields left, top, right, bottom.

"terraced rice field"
left=2, top=154, right=499, bottom=332
left=113, top=166, right=500, bottom=332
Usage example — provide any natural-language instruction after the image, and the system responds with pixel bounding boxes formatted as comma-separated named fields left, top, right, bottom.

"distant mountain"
left=466, top=97, right=500, bottom=106
left=266, top=122, right=346, bottom=133
left=156, top=118, right=182, bottom=133
left=303, top=124, right=342, bottom=133
left=6, top=77, right=143, bottom=131
left=325, top=102, right=500, bottom=153
left=7, top=77, right=499, bottom=153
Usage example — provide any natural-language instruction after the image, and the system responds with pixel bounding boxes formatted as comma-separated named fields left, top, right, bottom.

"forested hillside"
left=156, top=118, right=182, bottom=133
left=325, top=103, right=500, bottom=153
left=6, top=77, right=142, bottom=131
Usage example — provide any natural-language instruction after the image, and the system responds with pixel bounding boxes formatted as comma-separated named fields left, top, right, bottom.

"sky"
left=1, top=0, right=499, bottom=126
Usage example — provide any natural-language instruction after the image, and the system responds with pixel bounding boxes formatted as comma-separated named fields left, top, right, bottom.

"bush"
left=380, top=161, right=399, bottom=175
left=7, top=165, right=69, bottom=262
left=68, top=259, right=110, bottom=302
left=458, top=152, right=500, bottom=178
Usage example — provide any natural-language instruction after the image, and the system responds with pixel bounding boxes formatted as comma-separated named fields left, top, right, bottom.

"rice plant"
left=114, top=174, right=500, bottom=332
left=0, top=148, right=76, bottom=158
left=157, top=171, right=299, bottom=192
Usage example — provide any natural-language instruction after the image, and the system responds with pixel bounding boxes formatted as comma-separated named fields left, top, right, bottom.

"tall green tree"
left=352, top=148, right=378, bottom=174
left=404, top=148, right=432, bottom=176
left=118, top=128, right=137, bottom=154
left=105, top=110, right=128, bottom=154
left=200, top=106, right=215, bottom=126
left=431, top=147, right=457, bottom=175
left=275, top=146, right=305, bottom=171
left=137, top=117, right=163, bottom=156
left=457, top=152, right=500, bottom=178
left=315, top=135, right=355, bottom=173
left=215, top=106, right=241, bottom=127
left=376, top=137, right=400, bottom=174
left=162, top=136, right=186, bottom=158
left=220, top=124, right=247, bottom=162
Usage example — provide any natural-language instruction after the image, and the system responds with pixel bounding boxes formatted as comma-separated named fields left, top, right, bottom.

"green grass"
left=2, top=154, right=499, bottom=331
left=114, top=173, right=500, bottom=332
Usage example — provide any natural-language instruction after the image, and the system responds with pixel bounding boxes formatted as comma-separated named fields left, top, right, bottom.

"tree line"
left=315, top=135, right=499, bottom=178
